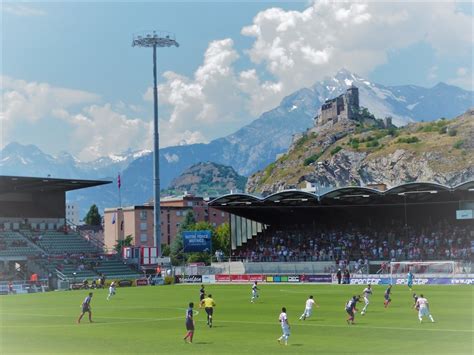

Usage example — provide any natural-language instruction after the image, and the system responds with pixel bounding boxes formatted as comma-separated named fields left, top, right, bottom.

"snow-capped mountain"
left=2, top=69, right=472, bottom=215
left=0, top=142, right=151, bottom=179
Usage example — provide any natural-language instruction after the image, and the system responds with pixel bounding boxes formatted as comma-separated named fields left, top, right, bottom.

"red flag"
left=118, top=174, right=121, bottom=189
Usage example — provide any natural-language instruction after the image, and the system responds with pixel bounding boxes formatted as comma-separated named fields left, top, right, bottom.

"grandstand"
left=210, top=181, right=474, bottom=274
left=0, top=176, right=142, bottom=285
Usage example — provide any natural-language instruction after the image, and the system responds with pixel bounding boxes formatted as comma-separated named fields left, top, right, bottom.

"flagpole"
left=118, top=173, right=122, bottom=208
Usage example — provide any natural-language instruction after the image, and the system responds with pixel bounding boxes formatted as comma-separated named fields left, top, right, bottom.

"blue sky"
left=1, top=1, right=473, bottom=161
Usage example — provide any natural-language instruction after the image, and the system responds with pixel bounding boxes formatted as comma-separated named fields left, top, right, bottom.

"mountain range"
left=1, top=69, right=472, bottom=216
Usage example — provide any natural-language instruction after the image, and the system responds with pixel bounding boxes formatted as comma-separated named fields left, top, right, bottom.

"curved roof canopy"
left=209, top=181, right=473, bottom=208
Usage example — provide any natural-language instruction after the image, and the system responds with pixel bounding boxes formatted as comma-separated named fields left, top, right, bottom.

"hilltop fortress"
left=315, top=86, right=392, bottom=129
left=317, top=86, right=360, bottom=125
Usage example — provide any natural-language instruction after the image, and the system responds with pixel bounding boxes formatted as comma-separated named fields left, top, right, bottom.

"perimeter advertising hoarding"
left=265, top=275, right=300, bottom=283
left=182, top=230, right=212, bottom=253
left=214, top=274, right=264, bottom=282
left=301, top=274, right=332, bottom=283
left=350, top=277, right=474, bottom=285
left=175, top=275, right=202, bottom=283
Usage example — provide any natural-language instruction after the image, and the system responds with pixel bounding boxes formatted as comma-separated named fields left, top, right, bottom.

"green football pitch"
left=0, top=284, right=472, bottom=354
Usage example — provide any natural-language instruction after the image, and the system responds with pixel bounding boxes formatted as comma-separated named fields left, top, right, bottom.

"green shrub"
left=366, top=140, right=379, bottom=148
left=330, top=146, right=342, bottom=155
left=453, top=140, right=464, bottom=149
left=448, top=129, right=457, bottom=137
left=397, top=136, right=420, bottom=144
left=303, top=152, right=323, bottom=166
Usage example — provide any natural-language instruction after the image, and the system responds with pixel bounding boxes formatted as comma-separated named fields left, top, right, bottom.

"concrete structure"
left=318, top=86, right=359, bottom=125
left=103, top=195, right=230, bottom=251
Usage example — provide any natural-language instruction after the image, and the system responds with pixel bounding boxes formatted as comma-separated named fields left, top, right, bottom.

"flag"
left=112, top=213, right=116, bottom=224
left=117, top=174, right=121, bottom=189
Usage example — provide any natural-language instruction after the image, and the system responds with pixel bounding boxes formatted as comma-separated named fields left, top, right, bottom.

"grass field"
left=0, top=284, right=472, bottom=354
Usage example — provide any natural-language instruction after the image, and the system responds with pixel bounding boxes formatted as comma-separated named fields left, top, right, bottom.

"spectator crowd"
left=233, top=220, right=472, bottom=263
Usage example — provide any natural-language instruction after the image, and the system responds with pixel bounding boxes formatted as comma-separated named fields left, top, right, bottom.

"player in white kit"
left=277, top=307, right=290, bottom=345
left=415, top=294, right=435, bottom=323
left=251, top=281, right=259, bottom=303
left=299, top=295, right=319, bottom=320
left=107, top=281, right=116, bottom=301
left=361, top=284, right=372, bottom=315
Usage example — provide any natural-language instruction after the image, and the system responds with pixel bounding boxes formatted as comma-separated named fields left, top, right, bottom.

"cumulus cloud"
left=240, top=0, right=473, bottom=111
left=1, top=76, right=100, bottom=123
left=145, top=39, right=250, bottom=145
left=1, top=76, right=152, bottom=161
left=58, top=104, right=153, bottom=161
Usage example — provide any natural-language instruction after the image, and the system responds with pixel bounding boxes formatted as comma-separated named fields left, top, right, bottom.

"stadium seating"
left=94, top=259, right=142, bottom=279
left=34, top=230, right=100, bottom=255
left=0, top=231, right=41, bottom=258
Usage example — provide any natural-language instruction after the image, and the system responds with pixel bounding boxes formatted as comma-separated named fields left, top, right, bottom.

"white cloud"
left=1, top=76, right=100, bottom=123
left=3, top=4, right=46, bottom=17
left=145, top=39, right=250, bottom=146
left=1, top=76, right=152, bottom=161
left=239, top=1, right=473, bottom=111
left=59, top=104, right=153, bottom=161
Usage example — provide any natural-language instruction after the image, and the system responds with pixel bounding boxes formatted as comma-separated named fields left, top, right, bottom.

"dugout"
left=209, top=181, right=474, bottom=250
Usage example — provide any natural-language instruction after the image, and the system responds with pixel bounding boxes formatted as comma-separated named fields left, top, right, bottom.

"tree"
left=179, top=210, right=196, bottom=233
left=84, top=204, right=101, bottom=225
left=114, top=235, right=133, bottom=253
left=215, top=223, right=230, bottom=255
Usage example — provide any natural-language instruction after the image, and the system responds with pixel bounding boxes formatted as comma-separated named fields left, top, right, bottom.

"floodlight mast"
left=132, top=31, right=179, bottom=257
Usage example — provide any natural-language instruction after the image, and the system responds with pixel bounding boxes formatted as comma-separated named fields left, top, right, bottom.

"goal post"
left=389, top=261, right=459, bottom=283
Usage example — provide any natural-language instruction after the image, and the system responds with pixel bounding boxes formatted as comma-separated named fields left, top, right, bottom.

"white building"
left=66, top=202, right=80, bottom=226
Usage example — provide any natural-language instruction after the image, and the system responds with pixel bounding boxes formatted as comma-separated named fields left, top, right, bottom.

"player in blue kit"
left=384, top=285, right=392, bottom=308
left=77, top=292, right=93, bottom=324
left=345, top=295, right=360, bottom=325
left=183, top=302, right=195, bottom=343
left=407, top=271, right=414, bottom=290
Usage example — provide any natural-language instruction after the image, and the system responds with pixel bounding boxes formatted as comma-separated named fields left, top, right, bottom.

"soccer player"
left=277, top=307, right=290, bottom=345
left=77, top=292, right=93, bottom=324
left=412, top=293, right=419, bottom=310
left=299, top=295, right=319, bottom=320
left=407, top=271, right=414, bottom=290
left=384, top=284, right=392, bottom=308
left=415, top=294, right=435, bottom=323
left=199, top=285, right=205, bottom=304
left=200, top=294, right=216, bottom=328
left=183, top=302, right=195, bottom=343
left=345, top=295, right=360, bottom=325
left=361, top=284, right=372, bottom=315
left=251, top=281, right=259, bottom=303
left=107, top=281, right=116, bottom=301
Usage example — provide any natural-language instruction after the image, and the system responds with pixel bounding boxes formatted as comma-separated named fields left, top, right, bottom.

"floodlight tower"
left=132, top=30, right=179, bottom=256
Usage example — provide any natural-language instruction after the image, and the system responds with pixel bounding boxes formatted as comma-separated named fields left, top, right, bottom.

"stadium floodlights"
left=132, top=31, right=179, bottom=48
left=397, top=190, right=438, bottom=196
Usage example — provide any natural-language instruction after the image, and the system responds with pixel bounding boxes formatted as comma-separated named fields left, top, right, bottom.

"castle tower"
left=345, top=86, right=359, bottom=120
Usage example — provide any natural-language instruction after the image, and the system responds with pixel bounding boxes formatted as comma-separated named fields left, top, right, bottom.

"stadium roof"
left=0, top=175, right=111, bottom=194
left=209, top=181, right=474, bottom=210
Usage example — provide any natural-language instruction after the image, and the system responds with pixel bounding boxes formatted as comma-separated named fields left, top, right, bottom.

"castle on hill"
left=317, top=86, right=360, bottom=125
